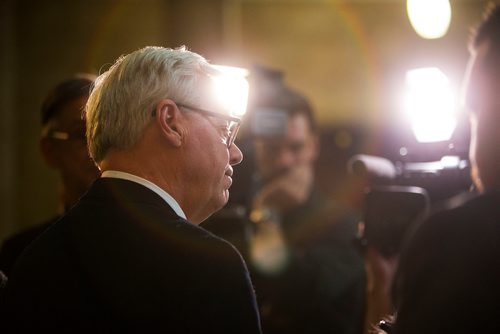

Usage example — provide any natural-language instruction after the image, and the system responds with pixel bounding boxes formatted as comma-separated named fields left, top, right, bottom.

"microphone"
left=347, top=154, right=398, bottom=181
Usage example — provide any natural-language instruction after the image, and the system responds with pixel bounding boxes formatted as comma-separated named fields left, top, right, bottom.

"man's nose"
left=274, top=147, right=295, bottom=169
left=229, top=143, right=243, bottom=166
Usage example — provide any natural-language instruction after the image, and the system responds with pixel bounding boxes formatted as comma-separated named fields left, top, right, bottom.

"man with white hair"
left=0, top=46, right=261, bottom=333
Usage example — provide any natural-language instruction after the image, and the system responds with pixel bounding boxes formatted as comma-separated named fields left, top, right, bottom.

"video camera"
left=349, top=153, right=472, bottom=257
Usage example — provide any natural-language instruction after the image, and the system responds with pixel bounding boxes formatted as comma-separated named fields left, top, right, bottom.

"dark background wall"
left=0, top=0, right=489, bottom=241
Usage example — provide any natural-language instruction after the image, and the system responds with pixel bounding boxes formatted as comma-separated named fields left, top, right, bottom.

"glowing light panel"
left=403, top=67, right=458, bottom=143
left=407, top=0, right=451, bottom=39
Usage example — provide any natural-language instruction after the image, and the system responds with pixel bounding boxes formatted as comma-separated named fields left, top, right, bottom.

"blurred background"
left=0, top=0, right=489, bottom=242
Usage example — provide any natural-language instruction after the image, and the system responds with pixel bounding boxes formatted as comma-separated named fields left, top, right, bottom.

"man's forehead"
left=48, top=118, right=86, bottom=131
left=51, top=96, right=87, bottom=125
left=256, top=116, right=313, bottom=143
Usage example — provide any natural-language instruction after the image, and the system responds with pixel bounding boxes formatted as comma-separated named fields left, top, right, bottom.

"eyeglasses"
left=43, top=130, right=87, bottom=142
left=152, top=102, right=241, bottom=148
left=177, top=103, right=242, bottom=148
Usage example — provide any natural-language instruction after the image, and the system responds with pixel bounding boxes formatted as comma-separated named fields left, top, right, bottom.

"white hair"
left=86, top=46, right=219, bottom=162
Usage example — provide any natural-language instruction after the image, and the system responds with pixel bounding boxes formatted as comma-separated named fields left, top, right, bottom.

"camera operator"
left=369, top=2, right=500, bottom=333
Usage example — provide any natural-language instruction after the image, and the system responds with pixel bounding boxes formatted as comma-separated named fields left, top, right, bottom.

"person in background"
left=205, top=66, right=366, bottom=334
left=0, top=74, right=99, bottom=277
left=371, top=2, right=500, bottom=333
left=0, top=46, right=261, bottom=333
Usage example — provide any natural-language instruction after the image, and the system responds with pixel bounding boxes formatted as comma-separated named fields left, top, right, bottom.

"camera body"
left=360, top=185, right=429, bottom=257
left=350, top=154, right=472, bottom=257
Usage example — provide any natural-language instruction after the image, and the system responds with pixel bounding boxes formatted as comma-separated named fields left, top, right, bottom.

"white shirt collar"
left=101, top=170, right=187, bottom=219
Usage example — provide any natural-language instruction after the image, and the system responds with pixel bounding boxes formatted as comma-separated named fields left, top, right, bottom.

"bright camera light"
left=212, top=65, right=249, bottom=117
left=403, top=67, right=458, bottom=143
left=407, top=0, right=451, bottom=39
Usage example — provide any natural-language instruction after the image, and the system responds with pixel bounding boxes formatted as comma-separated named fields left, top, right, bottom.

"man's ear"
left=40, top=137, right=59, bottom=168
left=154, top=99, right=184, bottom=147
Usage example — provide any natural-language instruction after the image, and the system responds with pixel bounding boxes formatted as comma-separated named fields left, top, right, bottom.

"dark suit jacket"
left=393, top=190, right=500, bottom=334
left=0, top=217, right=57, bottom=276
left=0, top=178, right=262, bottom=333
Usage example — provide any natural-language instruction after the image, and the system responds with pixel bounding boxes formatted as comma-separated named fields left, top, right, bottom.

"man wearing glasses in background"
left=0, top=46, right=262, bottom=334
left=0, top=74, right=100, bottom=277
left=205, top=66, right=366, bottom=334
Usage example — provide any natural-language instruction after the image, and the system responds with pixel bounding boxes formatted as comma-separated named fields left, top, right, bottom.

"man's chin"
left=221, top=189, right=230, bottom=206
left=210, top=190, right=229, bottom=209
